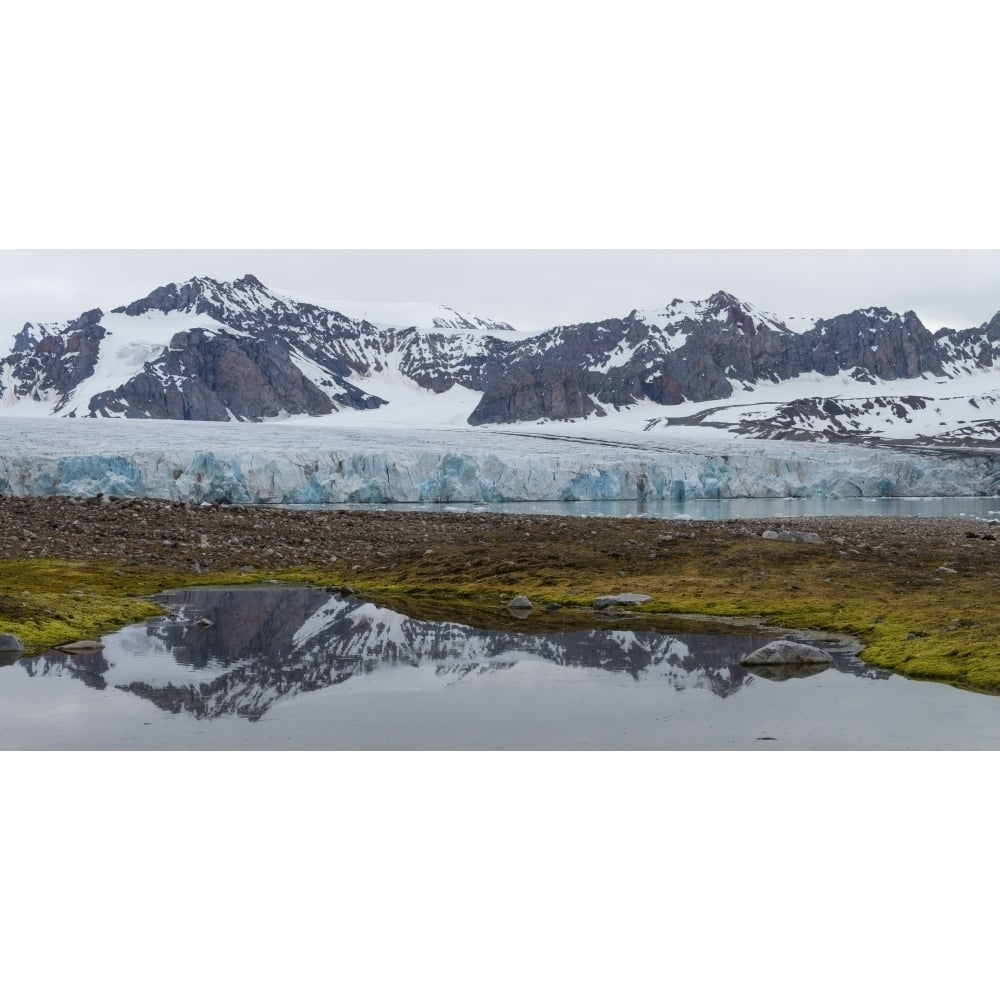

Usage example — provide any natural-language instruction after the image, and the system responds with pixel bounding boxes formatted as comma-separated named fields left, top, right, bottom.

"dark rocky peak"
left=11, top=309, right=106, bottom=357
left=112, top=276, right=212, bottom=316
left=817, top=305, right=910, bottom=335
left=12, top=322, right=40, bottom=353
left=705, top=289, right=742, bottom=311
left=854, top=305, right=904, bottom=324
left=111, top=275, right=285, bottom=324
left=232, top=273, right=266, bottom=291
left=699, top=290, right=778, bottom=336
left=69, top=307, right=105, bottom=329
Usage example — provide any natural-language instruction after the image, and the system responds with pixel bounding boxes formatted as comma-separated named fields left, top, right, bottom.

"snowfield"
left=2, top=415, right=998, bottom=504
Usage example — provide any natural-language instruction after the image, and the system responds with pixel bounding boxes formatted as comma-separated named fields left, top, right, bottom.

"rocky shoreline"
left=0, top=494, right=991, bottom=577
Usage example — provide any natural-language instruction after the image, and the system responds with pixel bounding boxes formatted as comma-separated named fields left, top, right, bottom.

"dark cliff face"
left=803, top=309, right=943, bottom=380
left=466, top=300, right=962, bottom=424
left=85, top=328, right=384, bottom=421
left=2, top=309, right=107, bottom=413
left=468, top=359, right=605, bottom=424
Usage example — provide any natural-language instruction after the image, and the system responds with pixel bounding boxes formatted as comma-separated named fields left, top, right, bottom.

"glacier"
left=2, top=416, right=998, bottom=504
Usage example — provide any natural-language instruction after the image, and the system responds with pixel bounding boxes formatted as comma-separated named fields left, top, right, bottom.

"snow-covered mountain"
left=2, top=275, right=999, bottom=442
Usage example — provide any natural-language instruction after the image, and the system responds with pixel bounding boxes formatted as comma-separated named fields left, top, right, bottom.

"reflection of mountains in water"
left=20, top=588, right=880, bottom=721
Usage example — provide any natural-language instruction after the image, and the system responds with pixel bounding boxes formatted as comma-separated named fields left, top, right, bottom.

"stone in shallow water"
left=58, top=640, right=105, bottom=653
left=0, top=634, right=24, bottom=666
left=740, top=640, right=833, bottom=667
left=507, top=595, right=533, bottom=610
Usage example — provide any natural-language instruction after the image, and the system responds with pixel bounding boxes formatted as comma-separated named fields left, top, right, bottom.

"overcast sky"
left=1, top=249, right=998, bottom=336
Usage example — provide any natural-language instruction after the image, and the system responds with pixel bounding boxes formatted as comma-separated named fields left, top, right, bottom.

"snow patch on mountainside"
left=337, top=370, right=481, bottom=428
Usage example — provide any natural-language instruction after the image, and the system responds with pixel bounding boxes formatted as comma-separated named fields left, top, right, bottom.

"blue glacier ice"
left=1, top=417, right=999, bottom=504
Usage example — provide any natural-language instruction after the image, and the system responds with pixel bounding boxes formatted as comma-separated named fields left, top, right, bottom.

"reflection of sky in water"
left=2, top=587, right=999, bottom=749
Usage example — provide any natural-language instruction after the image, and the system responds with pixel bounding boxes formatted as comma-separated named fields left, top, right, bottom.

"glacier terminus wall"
left=2, top=417, right=998, bottom=504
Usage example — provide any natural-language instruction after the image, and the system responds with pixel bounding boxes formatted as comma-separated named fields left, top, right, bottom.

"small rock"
left=796, top=532, right=823, bottom=544
left=58, top=640, right=104, bottom=652
left=593, top=593, right=651, bottom=609
left=507, top=595, right=533, bottom=610
left=762, top=529, right=823, bottom=544
left=0, top=633, right=24, bottom=666
left=0, top=634, right=24, bottom=653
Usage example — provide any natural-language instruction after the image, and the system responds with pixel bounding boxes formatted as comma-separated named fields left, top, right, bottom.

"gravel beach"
left=0, top=494, right=993, bottom=578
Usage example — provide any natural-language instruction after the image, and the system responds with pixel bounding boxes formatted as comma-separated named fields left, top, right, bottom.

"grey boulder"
left=593, top=593, right=651, bottom=609
left=741, top=640, right=833, bottom=667
left=0, top=633, right=24, bottom=666
left=761, top=530, right=824, bottom=544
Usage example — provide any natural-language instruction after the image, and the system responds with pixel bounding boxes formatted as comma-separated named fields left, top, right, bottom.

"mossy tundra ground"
left=2, top=495, right=999, bottom=692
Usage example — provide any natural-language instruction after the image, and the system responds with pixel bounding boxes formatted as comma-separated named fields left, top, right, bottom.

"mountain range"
left=2, top=273, right=999, bottom=439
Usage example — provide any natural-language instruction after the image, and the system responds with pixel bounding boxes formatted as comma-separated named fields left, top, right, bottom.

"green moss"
left=0, top=559, right=283, bottom=654
left=336, top=552, right=1000, bottom=694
